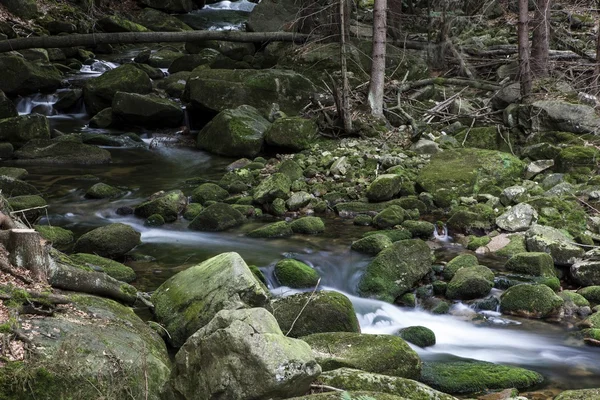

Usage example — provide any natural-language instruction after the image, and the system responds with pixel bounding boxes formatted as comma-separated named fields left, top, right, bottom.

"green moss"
left=443, top=254, right=478, bottom=280
left=134, top=190, right=185, bottom=223
left=527, top=196, right=587, bottom=235
left=188, top=202, right=245, bottom=231
left=495, top=234, right=527, bottom=257
left=363, top=229, right=412, bottom=242
left=191, top=183, right=229, bottom=205
left=70, top=253, right=136, bottom=283
left=421, top=359, right=543, bottom=394
left=34, top=225, right=73, bottom=249
left=505, top=252, right=556, bottom=277
left=559, top=291, right=590, bottom=307
left=454, top=126, right=514, bottom=152
left=398, top=326, right=436, bottom=347
left=249, top=265, right=267, bottom=285
left=73, top=223, right=141, bottom=258
left=373, top=205, right=406, bottom=229
left=274, top=259, right=320, bottom=288
left=467, top=235, right=491, bottom=250
left=577, top=286, right=600, bottom=304
left=351, top=234, right=393, bottom=255
left=183, top=203, right=203, bottom=220
left=335, top=199, right=409, bottom=215
left=264, top=117, right=318, bottom=151
left=500, top=284, right=564, bottom=318
left=145, top=214, right=165, bottom=227
left=400, top=220, right=434, bottom=239
left=84, top=182, right=122, bottom=199
left=446, top=265, right=494, bottom=300
left=246, top=221, right=293, bottom=238
left=556, top=146, right=599, bottom=173
left=290, top=216, right=325, bottom=234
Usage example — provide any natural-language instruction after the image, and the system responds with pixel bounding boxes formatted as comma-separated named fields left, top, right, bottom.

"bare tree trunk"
left=0, top=31, right=310, bottom=53
left=518, top=0, right=532, bottom=99
left=594, top=0, right=600, bottom=95
left=7, top=229, right=50, bottom=282
left=531, top=0, right=551, bottom=77
left=339, top=0, right=352, bottom=133
left=368, top=0, right=388, bottom=117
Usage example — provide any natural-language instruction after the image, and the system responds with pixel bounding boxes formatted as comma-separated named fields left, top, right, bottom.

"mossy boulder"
left=145, top=214, right=165, bottom=227
left=0, top=167, right=27, bottom=180
left=366, top=174, right=404, bottom=203
left=253, top=172, right=291, bottom=204
left=416, top=149, right=525, bottom=207
left=286, top=191, right=313, bottom=211
left=446, top=265, right=495, bottom=300
left=0, top=176, right=39, bottom=197
left=14, top=139, right=111, bottom=164
left=358, top=239, right=432, bottom=302
left=85, top=182, right=123, bottom=199
left=443, top=254, right=478, bottom=280
left=183, top=203, right=203, bottom=220
left=500, top=283, right=564, bottom=318
left=556, top=146, right=599, bottom=173
left=191, top=183, right=229, bottom=205
left=151, top=252, right=270, bottom=347
left=264, top=117, right=318, bottom=151
left=73, top=223, right=141, bottom=258
left=274, top=258, right=320, bottom=288
left=168, top=50, right=220, bottom=73
left=525, top=100, right=600, bottom=135
left=246, top=221, right=293, bottom=238
left=577, top=286, right=600, bottom=304
left=363, top=229, right=412, bottom=242
left=401, top=220, right=434, bottom=239
left=273, top=291, right=360, bottom=337
left=97, top=15, right=150, bottom=32
left=447, top=204, right=496, bottom=234
left=70, top=253, right=136, bottom=283
left=524, top=225, right=585, bottom=266
left=555, top=389, right=600, bottom=400
left=421, top=359, right=543, bottom=394
left=302, top=332, right=421, bottom=379
left=286, top=391, right=414, bottom=400
left=83, top=64, right=152, bottom=115
left=571, top=260, right=600, bottom=287
left=183, top=68, right=315, bottom=115
left=198, top=105, right=270, bottom=158
left=0, top=90, right=17, bottom=119
left=0, top=114, right=51, bottom=147
left=0, top=294, right=170, bottom=400
left=351, top=234, right=393, bottom=255
left=0, top=55, right=62, bottom=96
left=317, top=368, right=456, bottom=400
left=139, top=0, right=193, bottom=13
left=134, top=190, right=187, bottom=223
left=135, top=8, right=193, bottom=32
left=112, top=92, right=183, bottom=128
left=34, top=225, right=74, bottom=248
left=277, top=159, right=304, bottom=181
left=290, top=216, right=325, bottom=234
left=373, top=205, right=406, bottom=229
left=505, top=252, right=556, bottom=277
left=8, top=194, right=46, bottom=222
left=559, top=290, right=590, bottom=307
left=188, top=202, right=245, bottom=231
left=397, top=326, right=436, bottom=348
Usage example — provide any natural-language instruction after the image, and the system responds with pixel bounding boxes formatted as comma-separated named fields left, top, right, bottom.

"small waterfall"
left=16, top=93, right=59, bottom=115
left=79, top=60, right=119, bottom=74
left=433, top=224, right=451, bottom=242
left=204, top=0, right=257, bottom=11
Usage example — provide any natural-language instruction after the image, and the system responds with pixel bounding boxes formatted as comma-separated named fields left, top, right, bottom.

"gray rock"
left=286, top=191, right=313, bottom=211
left=499, top=185, right=527, bottom=206
left=525, top=224, right=585, bottom=266
left=496, top=203, right=538, bottom=232
left=571, top=260, right=600, bottom=287
left=526, top=100, right=600, bottom=134
left=545, top=182, right=576, bottom=197
left=492, top=82, right=520, bottom=110
left=0, top=114, right=51, bottom=147
left=112, top=92, right=184, bottom=127
left=366, top=174, right=403, bottom=202
left=410, top=139, right=441, bottom=154
left=73, top=223, right=141, bottom=258
left=329, top=156, right=350, bottom=176
left=525, top=159, right=554, bottom=179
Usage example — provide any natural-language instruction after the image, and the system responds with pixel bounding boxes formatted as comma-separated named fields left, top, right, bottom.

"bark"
left=518, top=0, right=532, bottom=99
left=0, top=31, right=310, bottom=53
left=531, top=0, right=551, bottom=76
left=595, top=0, right=600, bottom=95
left=397, top=77, right=501, bottom=94
left=368, top=0, right=387, bottom=118
left=7, top=229, right=49, bottom=282
left=339, top=0, right=352, bottom=133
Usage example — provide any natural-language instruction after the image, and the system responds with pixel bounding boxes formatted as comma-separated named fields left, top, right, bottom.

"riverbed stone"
left=168, top=50, right=220, bottom=74
left=290, top=216, right=325, bottom=234
left=264, top=117, right=318, bottom=151
left=8, top=194, right=47, bottom=222
left=401, top=220, right=435, bottom=239
left=73, top=223, right=141, bottom=258
left=197, top=105, right=270, bottom=158
left=421, top=359, right=543, bottom=394
left=253, top=172, right=291, bottom=204
left=577, top=286, right=600, bottom=304
left=140, top=0, right=193, bottom=13
left=500, top=283, right=564, bottom=318
left=317, top=368, right=456, bottom=400
left=397, top=326, right=436, bottom=348
left=443, top=254, right=479, bottom=280
left=184, top=68, right=315, bottom=115
left=274, top=258, right=320, bottom=288
left=367, top=174, right=403, bottom=202
left=273, top=291, right=360, bottom=337
left=373, top=205, right=406, bottom=229
left=246, top=221, right=293, bottom=238
left=555, top=389, right=600, bottom=400
left=97, top=15, right=150, bottom=33
left=571, top=260, right=600, bottom=287
left=85, top=182, right=123, bottom=199
left=134, top=190, right=187, bottom=223
left=0, top=55, right=62, bottom=96
left=83, top=64, right=152, bottom=116
left=446, top=265, right=495, bottom=300
left=112, top=92, right=184, bottom=127
left=496, top=203, right=538, bottom=232
left=525, top=100, right=600, bottom=134
left=136, top=8, right=193, bottom=31
left=164, top=307, right=319, bottom=399
left=416, top=149, right=525, bottom=207
left=0, top=176, right=39, bottom=197
left=35, top=225, right=74, bottom=248
left=0, top=90, right=17, bottom=119
left=188, top=202, right=245, bottom=231
left=70, top=253, right=136, bottom=283
left=351, top=234, right=393, bottom=255
left=0, top=294, right=170, bottom=400
left=151, top=252, right=270, bottom=347
left=0, top=114, right=51, bottom=147
left=16, top=138, right=111, bottom=164
left=286, top=191, right=313, bottom=211
left=302, top=332, right=421, bottom=379
left=191, top=183, right=229, bottom=205
left=556, top=146, right=599, bottom=173
left=505, top=252, right=556, bottom=277
left=525, top=225, right=585, bottom=266
left=358, top=239, right=432, bottom=302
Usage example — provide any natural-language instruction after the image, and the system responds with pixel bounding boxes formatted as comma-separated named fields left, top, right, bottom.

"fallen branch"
left=285, top=278, right=321, bottom=336
left=396, top=77, right=500, bottom=95
left=310, top=384, right=344, bottom=393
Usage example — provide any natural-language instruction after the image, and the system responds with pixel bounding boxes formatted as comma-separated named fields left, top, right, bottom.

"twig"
left=461, top=118, right=476, bottom=147
left=310, top=384, right=344, bottom=393
left=285, top=278, right=321, bottom=336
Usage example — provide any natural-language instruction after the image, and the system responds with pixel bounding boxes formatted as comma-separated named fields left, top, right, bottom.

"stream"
left=6, top=0, right=600, bottom=395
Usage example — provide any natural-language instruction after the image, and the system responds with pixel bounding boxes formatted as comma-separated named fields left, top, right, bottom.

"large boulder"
left=273, top=291, right=360, bottom=338
left=8, top=194, right=46, bottom=222
left=184, top=68, right=315, bottom=115
left=290, top=216, right=325, bottom=234
left=73, top=223, right=141, bottom=258
left=14, top=139, right=111, bottom=164
left=83, top=64, right=152, bottom=115
left=442, top=254, right=479, bottom=280
left=0, top=55, right=62, bottom=96
left=416, top=149, right=525, bottom=207
left=151, top=252, right=270, bottom=347
left=0, top=294, right=170, bottom=400
left=253, top=172, right=291, bottom=204
left=302, top=332, right=421, bottom=379
left=163, top=308, right=320, bottom=400
left=366, top=174, right=403, bottom=202
left=97, top=15, right=150, bottom=32
left=505, top=252, right=556, bottom=277
left=264, top=117, right=318, bottom=151
left=358, top=239, right=432, bottom=302
left=397, top=326, right=436, bottom=348
left=524, top=224, right=585, bottom=266
left=500, top=283, right=564, bottom=318
left=70, top=253, right=136, bottom=283
left=520, top=100, right=600, bottom=134
left=197, top=105, right=270, bottom=158
left=274, top=258, right=320, bottom=288
left=188, top=202, right=245, bottom=231
left=0, top=114, right=50, bottom=147
left=0, top=90, right=17, bottom=119
left=317, top=368, right=456, bottom=400
left=495, top=203, right=538, bottom=232
left=135, top=8, right=193, bottom=31
left=139, top=0, right=193, bottom=13
left=134, top=190, right=187, bottom=222
left=446, top=265, right=495, bottom=300
left=0, top=176, right=39, bottom=197
left=112, top=92, right=184, bottom=127
left=571, top=259, right=600, bottom=287
left=421, top=359, right=543, bottom=394
left=190, top=183, right=229, bottom=205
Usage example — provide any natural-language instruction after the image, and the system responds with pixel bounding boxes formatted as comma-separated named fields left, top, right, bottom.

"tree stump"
left=7, top=229, right=49, bottom=282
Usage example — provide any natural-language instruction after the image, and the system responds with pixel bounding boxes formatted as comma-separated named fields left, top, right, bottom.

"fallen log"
left=0, top=31, right=311, bottom=53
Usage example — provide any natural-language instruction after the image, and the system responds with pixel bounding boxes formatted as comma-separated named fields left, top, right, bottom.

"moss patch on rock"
left=274, top=259, right=320, bottom=288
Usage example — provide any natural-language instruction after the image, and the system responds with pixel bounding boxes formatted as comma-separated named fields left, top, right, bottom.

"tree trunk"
left=518, top=0, right=532, bottom=99
left=339, top=0, right=352, bottom=133
left=531, top=0, right=551, bottom=77
left=368, top=0, right=388, bottom=117
left=0, top=31, right=310, bottom=53
left=7, top=229, right=50, bottom=282
left=595, top=0, right=600, bottom=95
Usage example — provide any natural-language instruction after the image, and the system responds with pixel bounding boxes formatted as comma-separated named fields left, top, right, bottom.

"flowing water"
left=7, top=1, right=600, bottom=394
